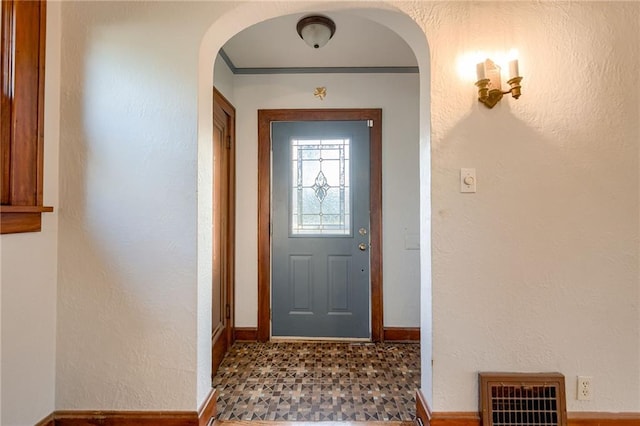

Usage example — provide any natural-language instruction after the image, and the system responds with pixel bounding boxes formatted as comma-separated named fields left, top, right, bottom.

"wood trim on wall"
left=213, top=88, right=236, bottom=351
left=211, top=87, right=236, bottom=378
left=257, top=109, right=383, bottom=343
left=368, top=109, right=383, bottom=343
left=568, top=412, right=640, bottom=425
left=53, top=411, right=197, bottom=426
left=415, top=388, right=431, bottom=426
left=383, top=327, right=420, bottom=341
left=198, top=388, right=217, bottom=426
left=257, top=110, right=271, bottom=342
left=1, top=209, right=52, bottom=233
left=1, top=0, right=53, bottom=234
left=34, top=413, right=55, bottom=426
left=234, top=327, right=258, bottom=341
left=44, top=389, right=218, bottom=426
left=416, top=389, right=640, bottom=426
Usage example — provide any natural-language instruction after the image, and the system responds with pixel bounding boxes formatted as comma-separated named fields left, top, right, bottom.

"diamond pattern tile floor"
left=212, top=341, right=420, bottom=421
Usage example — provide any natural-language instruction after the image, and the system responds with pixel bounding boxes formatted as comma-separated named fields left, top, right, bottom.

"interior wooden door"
left=211, top=88, right=235, bottom=378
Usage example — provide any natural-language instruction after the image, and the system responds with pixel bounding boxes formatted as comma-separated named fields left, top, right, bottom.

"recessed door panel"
left=290, top=255, right=313, bottom=313
left=328, top=255, right=351, bottom=314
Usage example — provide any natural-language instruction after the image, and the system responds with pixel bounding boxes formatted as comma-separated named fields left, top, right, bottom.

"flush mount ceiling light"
left=296, top=15, right=336, bottom=49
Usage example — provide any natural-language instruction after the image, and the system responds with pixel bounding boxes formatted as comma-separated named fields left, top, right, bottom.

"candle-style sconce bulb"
left=475, top=58, right=523, bottom=109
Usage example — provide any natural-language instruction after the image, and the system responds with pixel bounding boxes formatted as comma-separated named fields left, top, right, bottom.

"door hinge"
left=225, top=304, right=231, bottom=319
left=367, top=119, right=374, bottom=128
left=270, top=221, right=273, bottom=236
left=226, top=135, right=232, bottom=149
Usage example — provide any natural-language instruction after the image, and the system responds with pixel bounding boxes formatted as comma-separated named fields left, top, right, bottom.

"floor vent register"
left=479, top=372, right=567, bottom=426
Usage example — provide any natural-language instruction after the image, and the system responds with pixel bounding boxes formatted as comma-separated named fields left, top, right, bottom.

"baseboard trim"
left=568, top=412, right=640, bottom=425
left=383, top=327, right=420, bottom=341
left=415, top=390, right=640, bottom=426
left=235, top=326, right=417, bottom=342
left=54, top=410, right=196, bottom=426
left=415, top=390, right=480, bottom=426
left=49, top=388, right=219, bottom=426
left=234, top=327, right=258, bottom=341
left=430, top=412, right=480, bottom=426
left=198, top=388, right=217, bottom=426
left=34, top=413, right=55, bottom=426
left=415, top=388, right=432, bottom=425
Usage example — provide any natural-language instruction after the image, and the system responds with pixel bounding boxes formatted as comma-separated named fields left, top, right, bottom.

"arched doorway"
left=197, top=1, right=433, bottom=413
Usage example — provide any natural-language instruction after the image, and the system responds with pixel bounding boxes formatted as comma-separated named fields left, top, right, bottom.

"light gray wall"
left=230, top=72, right=421, bottom=328
left=213, top=54, right=234, bottom=103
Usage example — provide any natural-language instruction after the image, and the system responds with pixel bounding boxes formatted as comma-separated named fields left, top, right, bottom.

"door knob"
left=358, top=243, right=367, bottom=251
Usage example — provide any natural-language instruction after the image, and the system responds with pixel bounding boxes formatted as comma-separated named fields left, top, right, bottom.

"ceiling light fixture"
left=296, top=15, right=336, bottom=49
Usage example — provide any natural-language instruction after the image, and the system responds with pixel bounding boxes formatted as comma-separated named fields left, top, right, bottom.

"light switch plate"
left=460, top=168, right=476, bottom=193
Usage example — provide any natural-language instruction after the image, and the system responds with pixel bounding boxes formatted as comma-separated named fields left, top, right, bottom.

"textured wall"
left=56, top=1, right=232, bottom=410
left=51, top=0, right=640, bottom=415
left=229, top=72, right=421, bottom=328
left=414, top=1, right=640, bottom=412
left=0, top=3, right=61, bottom=425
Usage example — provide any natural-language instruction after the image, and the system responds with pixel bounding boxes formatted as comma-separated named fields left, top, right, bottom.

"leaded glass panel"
left=291, top=138, right=350, bottom=235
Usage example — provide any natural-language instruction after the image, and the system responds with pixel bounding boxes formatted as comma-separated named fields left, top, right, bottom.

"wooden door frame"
left=212, top=87, right=236, bottom=376
left=257, top=108, right=383, bottom=342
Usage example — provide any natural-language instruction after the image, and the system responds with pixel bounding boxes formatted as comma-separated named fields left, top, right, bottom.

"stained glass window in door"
left=291, top=138, right=350, bottom=235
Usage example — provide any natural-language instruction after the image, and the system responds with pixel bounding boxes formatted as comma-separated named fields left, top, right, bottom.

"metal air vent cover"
left=479, top=372, right=567, bottom=426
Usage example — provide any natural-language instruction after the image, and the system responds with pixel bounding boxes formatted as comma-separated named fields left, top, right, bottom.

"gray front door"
left=271, top=120, right=371, bottom=338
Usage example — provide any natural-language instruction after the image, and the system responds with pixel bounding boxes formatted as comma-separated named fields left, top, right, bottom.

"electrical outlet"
left=577, top=376, right=592, bottom=400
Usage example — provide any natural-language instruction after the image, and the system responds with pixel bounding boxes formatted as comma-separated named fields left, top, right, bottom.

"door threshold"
left=270, top=336, right=371, bottom=343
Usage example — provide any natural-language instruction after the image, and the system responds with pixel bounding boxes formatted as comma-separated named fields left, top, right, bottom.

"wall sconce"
left=475, top=59, right=522, bottom=108
left=297, top=15, right=336, bottom=49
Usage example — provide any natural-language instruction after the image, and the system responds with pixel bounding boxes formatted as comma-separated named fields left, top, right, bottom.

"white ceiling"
left=222, top=12, right=418, bottom=70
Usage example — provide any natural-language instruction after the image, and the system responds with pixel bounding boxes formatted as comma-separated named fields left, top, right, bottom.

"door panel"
left=328, top=255, right=351, bottom=313
left=271, top=120, right=370, bottom=338
left=212, top=88, right=235, bottom=377
left=291, top=255, right=313, bottom=312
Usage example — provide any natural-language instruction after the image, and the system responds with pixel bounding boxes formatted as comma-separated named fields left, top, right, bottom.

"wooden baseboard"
left=235, top=326, right=417, bottom=342
left=383, top=327, right=420, bottom=341
left=415, top=388, right=432, bottom=425
left=54, top=411, right=196, bottom=426
left=198, top=388, right=217, bottom=426
left=429, top=413, right=480, bottom=426
left=415, top=390, right=640, bottom=426
left=416, top=390, right=480, bottom=426
left=34, top=413, right=55, bottom=426
left=234, top=327, right=258, bottom=341
left=50, top=387, right=218, bottom=426
left=568, top=412, right=640, bottom=425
